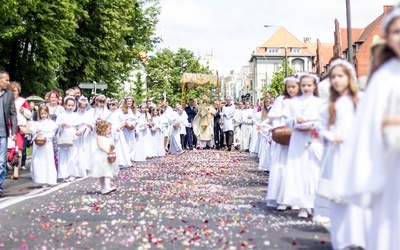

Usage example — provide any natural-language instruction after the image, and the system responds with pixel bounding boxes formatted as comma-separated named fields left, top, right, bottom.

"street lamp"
left=345, top=0, right=353, bottom=63
left=264, top=25, right=288, bottom=77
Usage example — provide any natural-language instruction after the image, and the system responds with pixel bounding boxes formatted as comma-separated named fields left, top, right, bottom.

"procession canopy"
left=180, top=73, right=218, bottom=90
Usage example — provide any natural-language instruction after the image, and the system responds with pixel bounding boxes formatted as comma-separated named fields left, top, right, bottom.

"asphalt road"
left=0, top=150, right=331, bottom=249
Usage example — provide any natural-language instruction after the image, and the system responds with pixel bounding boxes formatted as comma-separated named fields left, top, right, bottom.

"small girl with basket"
left=30, top=105, right=58, bottom=186
left=90, top=120, right=119, bottom=195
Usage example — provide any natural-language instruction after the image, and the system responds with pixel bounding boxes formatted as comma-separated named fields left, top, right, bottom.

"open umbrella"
left=26, top=95, right=45, bottom=104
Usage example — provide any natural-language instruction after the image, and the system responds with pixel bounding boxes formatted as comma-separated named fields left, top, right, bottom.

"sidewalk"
left=1, top=157, right=36, bottom=198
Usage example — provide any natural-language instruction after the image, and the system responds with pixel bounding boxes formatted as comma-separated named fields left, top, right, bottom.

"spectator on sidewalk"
left=0, top=71, right=18, bottom=197
left=21, top=101, right=38, bottom=170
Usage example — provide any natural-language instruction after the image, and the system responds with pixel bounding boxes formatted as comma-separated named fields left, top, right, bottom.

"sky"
left=155, top=0, right=399, bottom=76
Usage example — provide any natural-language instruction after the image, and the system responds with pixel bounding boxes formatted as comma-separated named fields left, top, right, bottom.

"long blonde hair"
left=328, top=64, right=358, bottom=126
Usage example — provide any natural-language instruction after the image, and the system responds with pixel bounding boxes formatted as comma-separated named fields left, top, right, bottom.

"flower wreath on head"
left=329, top=59, right=357, bottom=82
left=296, top=72, right=320, bottom=84
left=284, top=76, right=298, bottom=83
left=95, top=94, right=106, bottom=102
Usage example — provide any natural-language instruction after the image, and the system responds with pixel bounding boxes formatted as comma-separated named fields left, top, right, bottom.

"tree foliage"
left=0, top=0, right=160, bottom=98
left=264, top=59, right=294, bottom=97
left=145, top=48, right=212, bottom=106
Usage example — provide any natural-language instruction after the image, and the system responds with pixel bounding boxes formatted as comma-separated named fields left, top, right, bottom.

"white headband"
left=382, top=5, right=400, bottom=31
left=329, top=59, right=357, bottom=81
left=297, top=72, right=320, bottom=84
left=284, top=76, right=297, bottom=83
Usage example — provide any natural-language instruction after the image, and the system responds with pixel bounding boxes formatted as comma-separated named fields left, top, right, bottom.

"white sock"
left=104, top=177, right=111, bottom=189
left=99, top=177, right=105, bottom=190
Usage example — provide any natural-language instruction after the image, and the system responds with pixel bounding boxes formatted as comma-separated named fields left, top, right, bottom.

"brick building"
left=332, top=5, right=393, bottom=78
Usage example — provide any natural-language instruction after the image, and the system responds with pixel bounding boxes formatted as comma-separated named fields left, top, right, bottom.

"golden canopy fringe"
left=180, top=73, right=219, bottom=103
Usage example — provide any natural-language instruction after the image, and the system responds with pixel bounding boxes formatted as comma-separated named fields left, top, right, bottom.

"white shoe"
left=277, top=205, right=287, bottom=211
left=101, top=187, right=117, bottom=195
left=291, top=205, right=300, bottom=210
left=298, top=209, right=308, bottom=218
left=68, top=176, right=76, bottom=182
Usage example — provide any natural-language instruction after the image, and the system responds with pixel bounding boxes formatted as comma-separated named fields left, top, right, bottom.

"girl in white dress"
left=107, top=99, right=131, bottom=169
left=317, top=59, right=369, bottom=249
left=30, top=105, right=58, bottom=186
left=281, top=73, right=323, bottom=218
left=253, top=98, right=272, bottom=171
left=141, top=105, right=156, bottom=158
left=90, top=120, right=119, bottom=195
left=86, top=95, right=111, bottom=160
left=132, top=106, right=147, bottom=162
left=151, top=108, right=166, bottom=157
left=76, top=97, right=92, bottom=172
left=56, top=96, right=86, bottom=182
left=168, top=108, right=186, bottom=155
left=332, top=8, right=400, bottom=249
left=266, top=75, right=300, bottom=210
left=120, top=96, right=139, bottom=161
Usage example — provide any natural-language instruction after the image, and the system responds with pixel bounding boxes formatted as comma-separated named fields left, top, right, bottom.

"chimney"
left=384, top=5, right=394, bottom=14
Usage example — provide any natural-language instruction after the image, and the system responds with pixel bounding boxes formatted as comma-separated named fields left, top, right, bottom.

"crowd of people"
left=0, top=5, right=399, bottom=249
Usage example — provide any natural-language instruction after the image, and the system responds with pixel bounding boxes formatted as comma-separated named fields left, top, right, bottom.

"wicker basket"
left=34, top=137, right=47, bottom=146
left=271, top=126, right=292, bottom=145
left=57, top=137, right=75, bottom=148
left=107, top=152, right=116, bottom=163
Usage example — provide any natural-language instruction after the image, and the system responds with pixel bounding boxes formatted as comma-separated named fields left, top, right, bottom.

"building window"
left=292, top=48, right=302, bottom=54
left=267, top=48, right=280, bottom=54
left=273, top=63, right=280, bottom=72
left=261, top=79, right=266, bottom=85
left=249, top=80, right=253, bottom=90
left=292, top=58, right=304, bottom=72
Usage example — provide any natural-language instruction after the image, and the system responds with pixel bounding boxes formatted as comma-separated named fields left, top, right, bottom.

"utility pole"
left=346, top=0, right=353, bottom=63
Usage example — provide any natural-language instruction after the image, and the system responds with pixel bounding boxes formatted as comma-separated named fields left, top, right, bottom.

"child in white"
left=120, top=96, right=139, bottom=160
left=108, top=99, right=131, bottom=169
left=168, top=109, right=186, bottom=154
left=76, top=97, right=92, bottom=172
left=150, top=108, right=166, bottom=157
left=141, top=105, right=156, bottom=158
left=267, top=76, right=300, bottom=210
left=316, top=59, right=369, bottom=249
left=281, top=73, right=323, bottom=218
left=56, top=96, right=86, bottom=182
left=30, top=105, right=58, bottom=186
left=253, top=98, right=272, bottom=171
left=90, top=120, right=119, bottom=194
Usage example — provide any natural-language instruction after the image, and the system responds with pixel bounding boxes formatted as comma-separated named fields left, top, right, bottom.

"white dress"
left=266, top=95, right=291, bottom=207
left=30, top=119, right=58, bottom=185
left=142, top=112, right=156, bottom=158
left=89, top=135, right=119, bottom=178
left=168, top=111, right=184, bottom=154
left=76, top=110, right=92, bottom=171
left=151, top=116, right=166, bottom=157
left=120, top=109, right=138, bottom=160
left=332, top=58, right=400, bottom=250
left=109, top=109, right=131, bottom=168
left=56, top=111, right=86, bottom=179
left=280, top=94, right=323, bottom=208
left=317, top=94, right=369, bottom=249
left=253, top=112, right=271, bottom=171
left=133, top=113, right=147, bottom=161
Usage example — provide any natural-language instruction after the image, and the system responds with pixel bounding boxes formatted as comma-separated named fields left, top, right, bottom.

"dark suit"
left=184, top=106, right=197, bottom=149
left=1, top=90, right=17, bottom=136
left=213, top=107, right=224, bottom=149
left=31, top=109, right=38, bottom=121
left=0, top=89, right=17, bottom=192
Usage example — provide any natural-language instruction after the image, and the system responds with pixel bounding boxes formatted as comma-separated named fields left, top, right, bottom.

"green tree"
left=145, top=48, right=212, bottom=105
left=265, top=59, right=294, bottom=97
left=0, top=0, right=160, bottom=98
left=58, top=0, right=161, bottom=98
left=0, top=0, right=83, bottom=95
